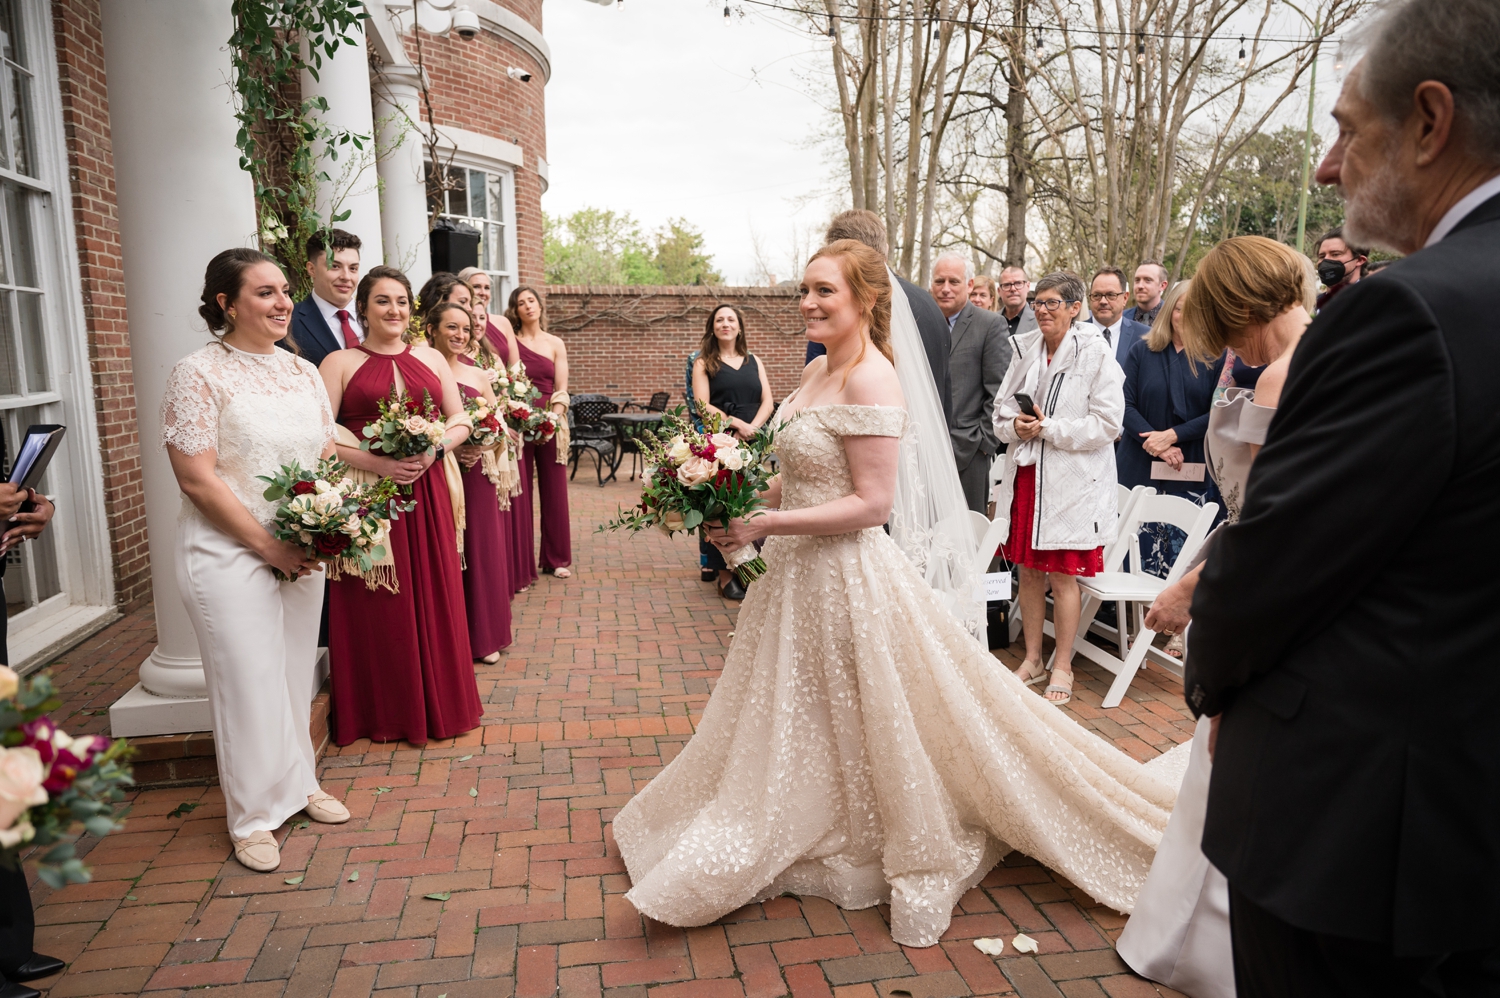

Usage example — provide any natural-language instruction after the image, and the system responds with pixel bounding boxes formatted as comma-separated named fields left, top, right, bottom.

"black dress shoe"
left=7, top=954, right=64, bottom=983
left=720, top=576, right=747, bottom=601
left=0, top=976, right=40, bottom=998
left=700, top=568, right=717, bottom=582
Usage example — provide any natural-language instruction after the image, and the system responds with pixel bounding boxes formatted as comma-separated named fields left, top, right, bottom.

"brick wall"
left=409, top=6, right=546, bottom=287
left=52, top=0, right=149, bottom=609
left=544, top=286, right=807, bottom=405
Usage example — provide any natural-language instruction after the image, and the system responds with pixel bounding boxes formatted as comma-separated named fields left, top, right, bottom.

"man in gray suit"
left=931, top=253, right=1012, bottom=512
left=997, top=265, right=1039, bottom=338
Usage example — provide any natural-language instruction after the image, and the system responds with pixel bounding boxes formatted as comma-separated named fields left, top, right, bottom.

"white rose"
left=368, top=519, right=389, bottom=549
left=0, top=665, right=17, bottom=701
left=299, top=530, right=314, bottom=545
left=0, top=746, right=48, bottom=834
left=662, top=510, right=686, bottom=532
left=710, top=432, right=738, bottom=451
left=313, top=479, right=334, bottom=494
left=718, top=447, right=744, bottom=471
left=403, top=415, right=431, bottom=436
left=666, top=436, right=692, bottom=464
left=678, top=455, right=716, bottom=487
left=341, top=515, right=363, bottom=536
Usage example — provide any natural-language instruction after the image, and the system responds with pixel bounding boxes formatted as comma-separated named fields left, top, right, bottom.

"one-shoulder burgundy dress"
left=516, top=338, right=571, bottom=574
left=458, top=382, right=513, bottom=657
left=328, top=346, right=482, bottom=745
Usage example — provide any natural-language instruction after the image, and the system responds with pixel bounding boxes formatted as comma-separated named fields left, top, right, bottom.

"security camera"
left=452, top=6, right=480, bottom=39
left=507, top=66, right=532, bottom=82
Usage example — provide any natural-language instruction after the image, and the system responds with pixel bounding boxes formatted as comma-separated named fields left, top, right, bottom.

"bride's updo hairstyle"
left=199, top=247, right=282, bottom=339
left=355, top=265, right=415, bottom=334
left=1181, top=235, right=1315, bottom=362
left=807, top=239, right=894, bottom=384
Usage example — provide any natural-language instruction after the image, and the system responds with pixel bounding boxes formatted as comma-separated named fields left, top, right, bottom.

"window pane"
left=3, top=68, right=31, bottom=177
left=484, top=222, right=505, bottom=272
left=445, top=166, right=468, bottom=217
left=0, top=293, right=19, bottom=396
left=4, top=183, right=34, bottom=287
left=16, top=290, right=42, bottom=391
left=0, top=1, right=23, bottom=67
left=468, top=169, right=487, bottom=219
left=487, top=174, right=503, bottom=221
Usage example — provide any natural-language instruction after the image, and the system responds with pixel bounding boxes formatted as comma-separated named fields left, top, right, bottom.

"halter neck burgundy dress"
left=516, top=338, right=571, bottom=574
left=458, top=381, right=513, bottom=657
left=328, top=346, right=482, bottom=745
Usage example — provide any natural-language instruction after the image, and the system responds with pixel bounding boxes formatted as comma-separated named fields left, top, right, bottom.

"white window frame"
left=2, top=0, right=116, bottom=666
left=430, top=152, right=519, bottom=306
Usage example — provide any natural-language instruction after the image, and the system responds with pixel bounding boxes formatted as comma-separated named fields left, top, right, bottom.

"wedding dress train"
left=613, top=404, right=1179, bottom=947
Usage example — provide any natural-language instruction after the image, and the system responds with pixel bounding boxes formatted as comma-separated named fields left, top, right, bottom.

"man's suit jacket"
left=805, top=276, right=953, bottom=428
left=1095, top=316, right=1149, bottom=368
left=281, top=296, right=344, bottom=370
left=946, top=302, right=1010, bottom=468
left=1186, top=191, right=1500, bottom=957
left=1004, top=303, right=1039, bottom=339
left=1122, top=303, right=1159, bottom=326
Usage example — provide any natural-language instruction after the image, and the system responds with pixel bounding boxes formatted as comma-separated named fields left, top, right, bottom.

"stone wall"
left=543, top=286, right=807, bottom=406
left=52, top=0, right=149, bottom=608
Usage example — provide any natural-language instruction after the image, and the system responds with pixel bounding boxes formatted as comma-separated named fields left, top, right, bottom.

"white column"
left=373, top=64, right=431, bottom=288
left=301, top=30, right=385, bottom=262
left=103, top=0, right=258, bottom=736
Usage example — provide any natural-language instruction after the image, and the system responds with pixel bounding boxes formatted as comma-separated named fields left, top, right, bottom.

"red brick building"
left=9, top=0, right=555, bottom=736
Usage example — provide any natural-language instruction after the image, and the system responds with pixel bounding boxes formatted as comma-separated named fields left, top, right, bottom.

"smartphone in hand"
left=1013, top=392, right=1039, bottom=418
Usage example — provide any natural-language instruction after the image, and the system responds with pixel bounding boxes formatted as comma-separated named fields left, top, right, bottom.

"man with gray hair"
left=931, top=252, right=1010, bottom=511
left=1184, top=0, right=1500, bottom=991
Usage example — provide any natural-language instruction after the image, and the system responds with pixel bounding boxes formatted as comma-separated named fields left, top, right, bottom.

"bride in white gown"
left=612, top=240, right=1179, bottom=948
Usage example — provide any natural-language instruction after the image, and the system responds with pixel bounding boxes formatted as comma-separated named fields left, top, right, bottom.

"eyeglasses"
left=1033, top=298, right=1078, bottom=312
left=999, top=280, right=1028, bottom=290
left=1088, top=291, right=1128, bottom=303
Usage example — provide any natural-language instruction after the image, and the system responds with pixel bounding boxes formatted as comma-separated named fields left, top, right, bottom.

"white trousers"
left=176, top=513, right=323, bottom=839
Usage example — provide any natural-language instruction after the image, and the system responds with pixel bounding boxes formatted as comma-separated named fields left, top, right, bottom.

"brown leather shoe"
left=303, top=790, right=350, bottom=824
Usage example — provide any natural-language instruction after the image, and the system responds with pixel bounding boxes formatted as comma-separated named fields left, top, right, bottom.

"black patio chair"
left=643, top=391, right=670, bottom=412
left=568, top=394, right=620, bottom=486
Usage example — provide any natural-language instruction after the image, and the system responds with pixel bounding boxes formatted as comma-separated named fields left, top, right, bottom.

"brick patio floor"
left=25, top=476, right=1196, bottom=998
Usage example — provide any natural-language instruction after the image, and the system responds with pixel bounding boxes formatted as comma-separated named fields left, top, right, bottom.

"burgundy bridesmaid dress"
left=458, top=383, right=513, bottom=657
left=328, top=346, right=482, bottom=745
left=517, top=339, right=572, bottom=573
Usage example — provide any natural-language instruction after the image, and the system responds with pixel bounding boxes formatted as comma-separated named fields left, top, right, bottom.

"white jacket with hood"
left=992, top=322, right=1125, bottom=551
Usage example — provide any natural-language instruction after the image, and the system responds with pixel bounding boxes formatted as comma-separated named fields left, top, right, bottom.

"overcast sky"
left=543, top=0, right=838, bottom=284
left=541, top=0, right=1353, bottom=285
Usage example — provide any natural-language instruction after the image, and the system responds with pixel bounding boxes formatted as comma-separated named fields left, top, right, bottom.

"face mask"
left=1317, top=258, right=1347, bottom=288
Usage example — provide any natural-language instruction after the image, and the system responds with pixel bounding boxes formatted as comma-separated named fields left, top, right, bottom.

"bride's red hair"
left=808, top=240, right=894, bottom=384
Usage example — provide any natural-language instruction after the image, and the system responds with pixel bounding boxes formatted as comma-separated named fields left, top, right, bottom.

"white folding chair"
left=1045, top=493, right=1218, bottom=708
left=1013, top=484, right=1153, bottom=647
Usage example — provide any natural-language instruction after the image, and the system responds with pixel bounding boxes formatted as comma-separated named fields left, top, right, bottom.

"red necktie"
left=336, top=309, right=360, bottom=349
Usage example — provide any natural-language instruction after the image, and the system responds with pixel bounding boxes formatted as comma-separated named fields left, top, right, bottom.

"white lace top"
left=160, top=343, right=336, bottom=526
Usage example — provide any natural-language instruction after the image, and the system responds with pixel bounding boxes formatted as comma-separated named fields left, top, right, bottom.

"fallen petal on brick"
left=1012, top=932, right=1038, bottom=954
left=973, top=937, right=1004, bottom=956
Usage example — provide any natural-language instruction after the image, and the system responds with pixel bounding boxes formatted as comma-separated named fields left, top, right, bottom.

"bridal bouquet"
left=1, top=668, right=132, bottom=886
left=462, top=395, right=506, bottom=449
left=361, top=388, right=447, bottom=460
left=494, top=366, right=560, bottom=444
left=599, top=405, right=779, bottom=584
left=258, top=458, right=413, bottom=580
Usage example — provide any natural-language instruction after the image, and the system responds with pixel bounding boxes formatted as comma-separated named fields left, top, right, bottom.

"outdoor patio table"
left=599, top=412, right=665, bottom=483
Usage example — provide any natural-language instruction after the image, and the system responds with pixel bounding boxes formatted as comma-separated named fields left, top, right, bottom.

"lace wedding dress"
left=614, top=402, right=1179, bottom=948
left=161, top=343, right=333, bottom=839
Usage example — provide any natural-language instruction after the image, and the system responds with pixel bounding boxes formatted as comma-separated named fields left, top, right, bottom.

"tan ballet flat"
left=232, top=830, right=281, bottom=872
left=304, top=790, right=350, bottom=824
left=480, top=651, right=501, bottom=664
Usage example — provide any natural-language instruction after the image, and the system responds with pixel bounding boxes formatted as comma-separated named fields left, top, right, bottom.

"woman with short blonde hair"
left=1179, top=236, right=1316, bottom=363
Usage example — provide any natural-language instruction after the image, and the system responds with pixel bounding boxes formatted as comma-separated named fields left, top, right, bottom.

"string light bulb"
left=723, top=3, right=730, bottom=16
left=1334, top=40, right=1345, bottom=70
left=1034, top=28, right=1043, bottom=52
left=1237, top=35, right=1247, bottom=68
left=827, top=14, right=835, bottom=36
left=1136, top=35, right=1145, bottom=64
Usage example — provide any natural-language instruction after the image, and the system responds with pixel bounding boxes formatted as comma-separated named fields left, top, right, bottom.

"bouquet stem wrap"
left=551, top=391, right=571, bottom=464
left=332, top=424, right=400, bottom=593
left=721, top=541, right=767, bottom=585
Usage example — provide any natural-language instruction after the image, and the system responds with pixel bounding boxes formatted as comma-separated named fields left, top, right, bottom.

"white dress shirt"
left=310, top=290, right=362, bottom=346
left=1093, top=317, right=1124, bottom=348
left=1424, top=172, right=1500, bottom=247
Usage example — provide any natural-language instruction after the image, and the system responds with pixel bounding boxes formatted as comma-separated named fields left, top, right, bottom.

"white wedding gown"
left=614, top=403, right=1179, bottom=947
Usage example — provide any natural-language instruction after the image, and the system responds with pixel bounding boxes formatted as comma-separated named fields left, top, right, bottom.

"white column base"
left=109, top=649, right=329, bottom=739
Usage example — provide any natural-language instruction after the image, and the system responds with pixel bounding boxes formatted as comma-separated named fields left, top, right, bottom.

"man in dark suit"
left=805, top=210, right=953, bottom=429
left=1087, top=266, right=1149, bottom=369
left=1186, top=1, right=1500, bottom=990
left=931, top=253, right=1010, bottom=512
left=282, top=228, right=362, bottom=369
left=997, top=266, right=1039, bottom=338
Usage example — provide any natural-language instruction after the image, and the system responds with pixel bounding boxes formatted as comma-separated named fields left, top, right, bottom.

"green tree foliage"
left=1190, top=127, right=1345, bottom=265
left=545, top=209, right=722, bottom=286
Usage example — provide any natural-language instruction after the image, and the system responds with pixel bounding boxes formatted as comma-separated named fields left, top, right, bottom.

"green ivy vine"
left=229, top=0, right=370, bottom=296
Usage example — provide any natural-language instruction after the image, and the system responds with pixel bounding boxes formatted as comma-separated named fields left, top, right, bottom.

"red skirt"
left=1000, top=464, right=1104, bottom=576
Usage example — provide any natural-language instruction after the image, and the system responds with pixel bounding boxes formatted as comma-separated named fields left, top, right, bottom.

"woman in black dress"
left=690, top=304, right=773, bottom=600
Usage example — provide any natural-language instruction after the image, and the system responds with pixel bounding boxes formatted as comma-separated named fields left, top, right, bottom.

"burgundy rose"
left=290, top=480, right=317, bottom=496
left=314, top=533, right=348, bottom=557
